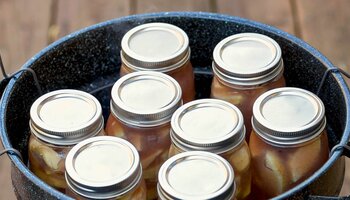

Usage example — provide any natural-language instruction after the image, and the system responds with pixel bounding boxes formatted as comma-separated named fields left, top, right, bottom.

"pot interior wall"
left=2, top=13, right=347, bottom=199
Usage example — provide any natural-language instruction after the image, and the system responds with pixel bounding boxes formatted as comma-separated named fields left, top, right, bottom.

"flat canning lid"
left=30, top=89, right=103, bottom=145
left=171, top=99, right=245, bottom=154
left=65, top=136, right=142, bottom=199
left=158, top=151, right=235, bottom=200
left=252, top=87, right=326, bottom=146
left=121, top=22, right=190, bottom=72
left=213, top=33, right=283, bottom=86
left=111, top=71, right=182, bottom=127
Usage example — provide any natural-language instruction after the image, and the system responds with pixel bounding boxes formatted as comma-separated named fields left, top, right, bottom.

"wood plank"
left=340, top=158, right=350, bottom=195
left=54, top=0, right=130, bottom=40
left=0, top=1, right=51, bottom=198
left=135, top=0, right=213, bottom=13
left=216, top=0, right=295, bottom=34
left=296, top=0, right=350, bottom=76
left=0, top=143, right=15, bottom=199
left=0, top=0, right=52, bottom=78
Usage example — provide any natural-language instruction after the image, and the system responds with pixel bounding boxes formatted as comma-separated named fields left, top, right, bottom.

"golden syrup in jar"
left=249, top=87, right=329, bottom=198
left=105, top=71, right=182, bottom=200
left=168, top=99, right=251, bottom=200
left=28, top=89, right=104, bottom=192
left=158, top=151, right=236, bottom=200
left=211, top=33, right=286, bottom=141
left=65, top=136, right=146, bottom=199
left=120, top=22, right=195, bottom=103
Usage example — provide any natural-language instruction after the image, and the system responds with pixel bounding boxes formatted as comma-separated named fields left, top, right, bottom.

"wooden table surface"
left=0, top=0, right=349, bottom=199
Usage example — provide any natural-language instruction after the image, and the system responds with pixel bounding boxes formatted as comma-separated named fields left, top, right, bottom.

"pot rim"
left=1, top=11, right=349, bottom=199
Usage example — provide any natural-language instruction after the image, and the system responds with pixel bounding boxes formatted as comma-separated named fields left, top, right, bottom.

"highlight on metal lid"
left=110, top=71, right=182, bottom=127
left=158, top=151, right=235, bottom=200
left=121, top=22, right=190, bottom=72
left=30, top=89, right=103, bottom=145
left=212, top=33, right=283, bottom=86
left=252, top=87, right=326, bottom=146
left=171, top=99, right=245, bottom=153
left=65, top=136, right=142, bottom=199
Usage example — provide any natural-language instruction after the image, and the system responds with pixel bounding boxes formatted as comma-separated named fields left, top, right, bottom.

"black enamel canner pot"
left=1, top=12, right=350, bottom=200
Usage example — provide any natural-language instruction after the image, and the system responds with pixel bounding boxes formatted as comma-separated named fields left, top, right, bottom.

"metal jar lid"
left=252, top=87, right=326, bottom=146
left=30, top=89, right=103, bottom=146
left=212, top=33, right=284, bottom=86
left=171, top=99, right=245, bottom=154
left=121, top=22, right=190, bottom=72
left=110, top=71, right=182, bottom=127
left=65, top=136, right=142, bottom=199
left=158, top=151, right=235, bottom=200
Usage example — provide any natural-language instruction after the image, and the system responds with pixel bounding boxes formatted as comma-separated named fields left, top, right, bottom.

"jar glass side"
left=28, top=134, right=71, bottom=192
left=120, top=60, right=195, bottom=103
left=211, top=74, right=286, bottom=141
left=105, top=114, right=171, bottom=200
left=222, top=141, right=251, bottom=200
left=249, top=129, right=329, bottom=198
left=28, top=130, right=105, bottom=192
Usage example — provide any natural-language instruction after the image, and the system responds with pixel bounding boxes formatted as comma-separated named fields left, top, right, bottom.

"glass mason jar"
left=65, top=136, right=146, bottom=200
left=28, top=89, right=104, bottom=192
left=158, top=151, right=236, bottom=200
left=168, top=99, right=251, bottom=200
left=211, top=33, right=286, bottom=141
left=120, top=22, right=195, bottom=103
left=105, top=71, right=182, bottom=200
left=249, top=87, right=329, bottom=198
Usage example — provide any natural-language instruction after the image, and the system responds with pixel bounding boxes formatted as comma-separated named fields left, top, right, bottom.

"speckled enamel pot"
left=1, top=12, right=350, bottom=200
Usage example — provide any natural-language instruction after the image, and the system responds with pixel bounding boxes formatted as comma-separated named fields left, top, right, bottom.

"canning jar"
left=249, top=87, right=329, bottom=198
left=168, top=99, right=251, bottom=200
left=65, top=136, right=146, bottom=200
left=105, top=71, right=182, bottom=199
left=28, top=89, right=104, bottom=192
left=120, top=22, right=195, bottom=103
left=211, top=33, right=286, bottom=141
left=158, top=151, right=236, bottom=200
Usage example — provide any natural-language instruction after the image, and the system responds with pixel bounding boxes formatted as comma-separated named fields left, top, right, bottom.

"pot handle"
left=0, top=53, right=42, bottom=98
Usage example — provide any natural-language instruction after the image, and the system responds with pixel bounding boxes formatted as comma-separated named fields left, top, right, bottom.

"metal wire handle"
left=0, top=54, right=43, bottom=95
left=316, top=67, right=350, bottom=96
left=0, top=148, right=23, bottom=162
left=316, top=66, right=350, bottom=159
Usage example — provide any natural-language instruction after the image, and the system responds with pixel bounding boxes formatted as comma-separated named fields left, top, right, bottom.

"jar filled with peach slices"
left=249, top=87, right=329, bottom=198
left=28, top=89, right=104, bottom=192
left=105, top=71, right=182, bottom=199
left=158, top=151, right=236, bottom=200
left=168, top=99, right=251, bottom=200
left=120, top=22, right=195, bottom=103
left=211, top=33, right=286, bottom=141
left=65, top=136, right=146, bottom=200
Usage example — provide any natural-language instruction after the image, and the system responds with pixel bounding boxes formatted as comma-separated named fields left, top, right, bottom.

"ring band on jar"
left=211, top=33, right=286, bottom=141
left=249, top=87, right=329, bottom=198
left=120, top=22, right=195, bottom=103
left=105, top=71, right=182, bottom=200
left=169, top=99, right=251, bottom=200
left=158, top=151, right=236, bottom=200
left=28, top=89, right=104, bottom=192
left=65, top=136, right=146, bottom=200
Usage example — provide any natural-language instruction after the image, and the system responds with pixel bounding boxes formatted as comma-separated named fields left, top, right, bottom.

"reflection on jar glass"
left=105, top=71, right=182, bottom=200
left=158, top=151, right=236, bottom=200
left=168, top=99, right=251, bottom=200
left=211, top=33, right=286, bottom=141
left=249, top=87, right=329, bottom=198
left=120, top=22, right=195, bottom=103
left=65, top=136, right=146, bottom=200
left=28, top=89, right=104, bottom=192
